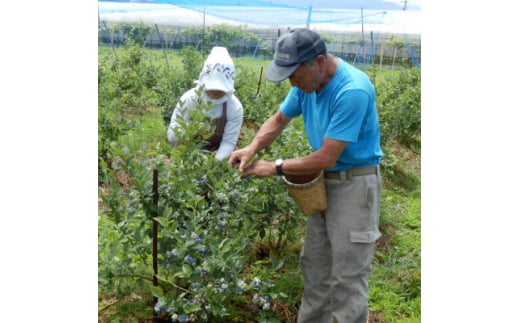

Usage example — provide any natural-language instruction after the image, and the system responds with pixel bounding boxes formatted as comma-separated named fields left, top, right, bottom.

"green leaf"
left=270, top=253, right=284, bottom=271
left=183, top=301, right=201, bottom=313
left=155, top=274, right=171, bottom=285
left=174, top=271, right=187, bottom=278
left=243, top=216, right=252, bottom=231
left=161, top=206, right=172, bottom=218
left=150, top=285, right=163, bottom=298
left=259, top=228, right=265, bottom=239
left=219, top=238, right=230, bottom=250
left=182, top=264, right=193, bottom=277
left=153, top=217, right=170, bottom=227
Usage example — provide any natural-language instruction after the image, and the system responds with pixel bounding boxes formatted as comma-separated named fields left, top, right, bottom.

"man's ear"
left=316, top=55, right=326, bottom=73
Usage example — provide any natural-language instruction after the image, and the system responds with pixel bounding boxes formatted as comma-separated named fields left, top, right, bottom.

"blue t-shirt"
left=280, top=58, right=383, bottom=172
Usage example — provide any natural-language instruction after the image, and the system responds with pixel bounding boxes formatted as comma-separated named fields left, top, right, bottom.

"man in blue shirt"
left=228, top=28, right=383, bottom=323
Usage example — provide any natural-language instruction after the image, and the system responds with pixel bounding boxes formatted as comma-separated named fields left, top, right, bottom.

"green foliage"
left=234, top=66, right=290, bottom=127
left=376, top=67, right=421, bottom=151
left=111, top=21, right=152, bottom=46
left=99, top=136, right=288, bottom=322
left=183, top=24, right=258, bottom=55
left=115, top=114, right=171, bottom=159
left=179, top=46, right=205, bottom=82
left=98, top=44, right=166, bottom=182
left=159, top=46, right=204, bottom=126
left=370, top=190, right=421, bottom=322
left=98, top=44, right=163, bottom=115
left=99, top=97, right=304, bottom=321
left=98, top=104, right=134, bottom=169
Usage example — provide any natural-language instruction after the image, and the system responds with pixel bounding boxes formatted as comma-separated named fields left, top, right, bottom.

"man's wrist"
left=275, top=158, right=284, bottom=176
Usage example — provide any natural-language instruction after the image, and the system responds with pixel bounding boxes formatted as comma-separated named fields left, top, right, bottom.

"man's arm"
left=227, top=110, right=291, bottom=171
left=282, top=138, right=347, bottom=175
left=249, top=110, right=291, bottom=154
left=238, top=138, right=347, bottom=178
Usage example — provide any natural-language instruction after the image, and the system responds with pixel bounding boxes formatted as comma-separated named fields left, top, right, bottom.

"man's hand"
left=227, top=146, right=255, bottom=173
left=240, top=160, right=276, bottom=178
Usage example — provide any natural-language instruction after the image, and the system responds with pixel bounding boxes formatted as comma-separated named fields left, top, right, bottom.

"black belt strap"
left=324, top=166, right=378, bottom=180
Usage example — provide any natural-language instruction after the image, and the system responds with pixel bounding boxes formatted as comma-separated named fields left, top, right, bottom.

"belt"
left=324, top=166, right=378, bottom=180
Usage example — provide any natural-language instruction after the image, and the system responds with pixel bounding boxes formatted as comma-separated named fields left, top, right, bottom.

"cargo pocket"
left=349, top=229, right=381, bottom=274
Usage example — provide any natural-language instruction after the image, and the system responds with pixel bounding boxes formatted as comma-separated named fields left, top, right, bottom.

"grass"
left=115, top=110, right=170, bottom=157
left=234, top=56, right=271, bottom=76
left=369, top=142, right=421, bottom=322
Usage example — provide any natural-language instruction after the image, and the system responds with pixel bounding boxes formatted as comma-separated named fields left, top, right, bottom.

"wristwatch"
left=275, top=158, right=284, bottom=176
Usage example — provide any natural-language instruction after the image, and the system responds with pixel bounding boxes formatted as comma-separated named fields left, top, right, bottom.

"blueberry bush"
left=99, top=42, right=310, bottom=322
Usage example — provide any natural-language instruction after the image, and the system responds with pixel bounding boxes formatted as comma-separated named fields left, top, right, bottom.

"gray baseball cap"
left=265, top=28, right=326, bottom=82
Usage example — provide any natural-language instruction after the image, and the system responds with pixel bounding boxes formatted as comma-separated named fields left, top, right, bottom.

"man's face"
left=288, top=58, right=322, bottom=94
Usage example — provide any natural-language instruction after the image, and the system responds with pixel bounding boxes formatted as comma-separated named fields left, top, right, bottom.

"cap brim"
left=265, top=61, right=299, bottom=82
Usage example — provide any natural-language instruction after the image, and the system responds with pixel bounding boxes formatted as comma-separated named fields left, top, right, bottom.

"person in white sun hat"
left=228, top=28, right=383, bottom=323
left=167, top=46, right=244, bottom=161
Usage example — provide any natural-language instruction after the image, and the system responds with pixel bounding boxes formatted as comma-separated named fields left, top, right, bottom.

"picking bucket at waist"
left=282, top=171, right=328, bottom=216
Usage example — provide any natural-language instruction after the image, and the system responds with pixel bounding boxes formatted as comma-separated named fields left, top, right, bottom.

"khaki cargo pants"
left=297, top=169, right=382, bottom=323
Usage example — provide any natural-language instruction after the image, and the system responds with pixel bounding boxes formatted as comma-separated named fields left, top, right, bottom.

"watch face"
left=275, top=159, right=283, bottom=176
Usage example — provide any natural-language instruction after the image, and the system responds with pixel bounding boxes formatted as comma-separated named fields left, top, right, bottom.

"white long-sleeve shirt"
left=167, top=88, right=244, bottom=161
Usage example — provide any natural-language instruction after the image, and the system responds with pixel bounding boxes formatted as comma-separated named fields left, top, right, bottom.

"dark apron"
left=202, top=102, right=227, bottom=152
